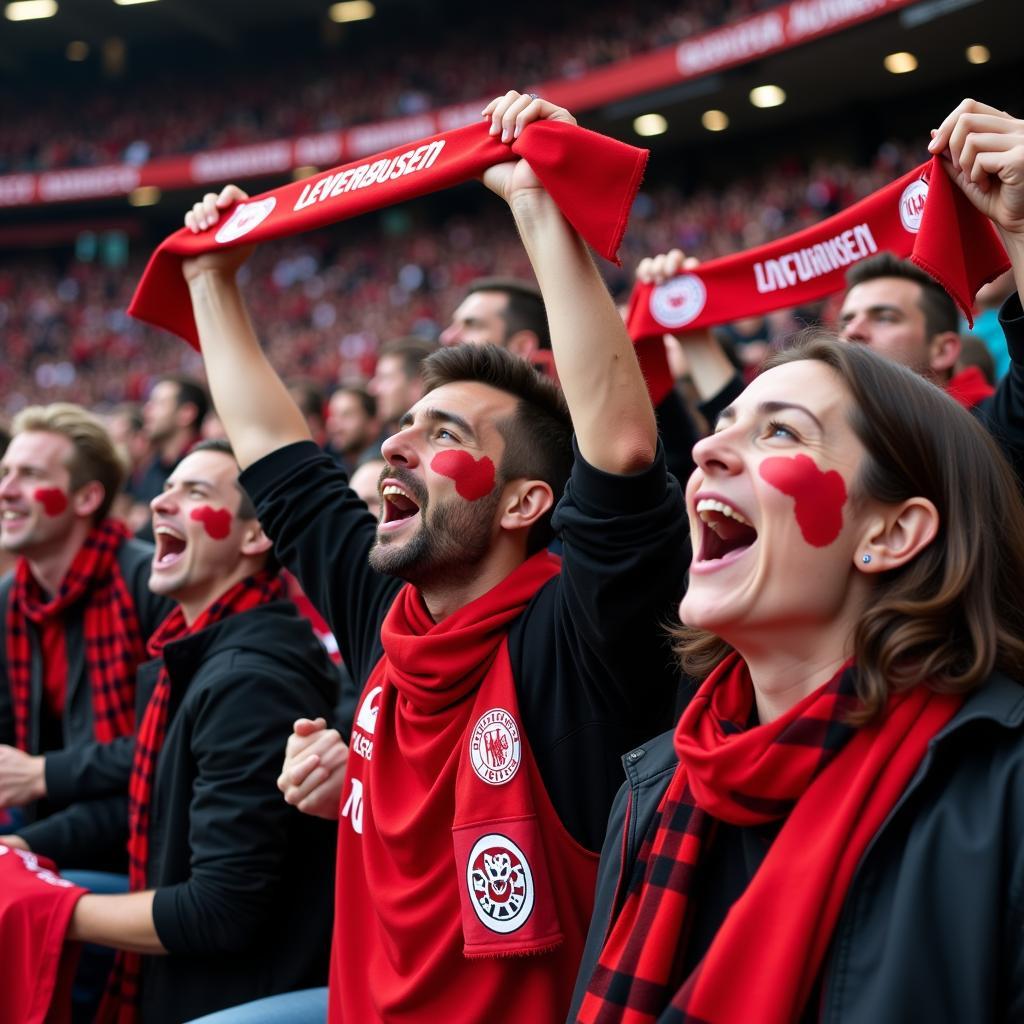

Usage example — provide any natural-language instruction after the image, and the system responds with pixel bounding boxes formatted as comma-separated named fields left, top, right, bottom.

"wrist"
left=30, top=755, right=46, bottom=801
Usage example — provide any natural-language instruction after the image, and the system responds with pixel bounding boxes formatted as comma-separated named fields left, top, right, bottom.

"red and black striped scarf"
left=577, top=653, right=961, bottom=1024
left=6, top=519, right=141, bottom=752
left=98, top=569, right=284, bottom=1024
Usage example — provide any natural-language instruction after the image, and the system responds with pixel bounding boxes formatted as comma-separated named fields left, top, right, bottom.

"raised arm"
left=481, top=93, right=656, bottom=474
left=181, top=187, right=310, bottom=469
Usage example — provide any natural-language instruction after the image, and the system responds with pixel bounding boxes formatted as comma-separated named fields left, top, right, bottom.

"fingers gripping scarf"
left=6, top=519, right=142, bottom=751
left=577, top=653, right=961, bottom=1024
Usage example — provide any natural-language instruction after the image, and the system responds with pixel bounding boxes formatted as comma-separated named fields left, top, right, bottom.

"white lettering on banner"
left=676, top=12, right=786, bottom=75
left=347, top=116, right=436, bottom=158
left=38, top=166, right=140, bottom=202
left=293, top=140, right=446, bottom=212
left=294, top=133, right=343, bottom=168
left=0, top=175, right=36, bottom=207
left=191, top=142, right=292, bottom=184
left=753, top=223, right=878, bottom=293
left=788, top=0, right=888, bottom=37
left=342, top=777, right=364, bottom=835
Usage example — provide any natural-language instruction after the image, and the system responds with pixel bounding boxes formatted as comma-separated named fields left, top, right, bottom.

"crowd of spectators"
left=0, top=0, right=775, bottom=174
left=0, top=134, right=921, bottom=421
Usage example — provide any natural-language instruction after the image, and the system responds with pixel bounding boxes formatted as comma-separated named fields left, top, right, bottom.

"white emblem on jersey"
left=469, top=707, right=522, bottom=785
left=466, top=833, right=534, bottom=933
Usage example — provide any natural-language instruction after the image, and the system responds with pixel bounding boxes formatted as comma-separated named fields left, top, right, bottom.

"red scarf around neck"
left=946, top=364, right=995, bottom=409
left=627, top=156, right=1010, bottom=403
left=577, top=653, right=961, bottom=1024
left=98, top=570, right=284, bottom=1024
left=6, top=519, right=142, bottom=752
left=332, top=551, right=582, bottom=1021
left=128, top=119, right=648, bottom=347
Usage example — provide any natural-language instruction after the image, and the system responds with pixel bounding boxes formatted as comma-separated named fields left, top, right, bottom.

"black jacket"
left=569, top=672, right=1024, bottom=1022
left=974, top=293, right=1024, bottom=486
left=0, top=537, right=172, bottom=824
left=23, top=599, right=339, bottom=1024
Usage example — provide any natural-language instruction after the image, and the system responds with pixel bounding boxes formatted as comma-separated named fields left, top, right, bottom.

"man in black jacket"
left=0, top=403, right=171, bottom=835
left=2, top=440, right=339, bottom=1024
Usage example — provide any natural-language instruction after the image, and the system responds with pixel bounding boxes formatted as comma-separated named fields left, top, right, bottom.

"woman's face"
left=681, top=360, right=873, bottom=646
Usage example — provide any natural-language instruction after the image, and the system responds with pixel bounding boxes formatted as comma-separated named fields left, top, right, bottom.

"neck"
left=25, top=522, right=94, bottom=597
left=177, top=561, right=260, bottom=627
left=418, top=544, right=528, bottom=622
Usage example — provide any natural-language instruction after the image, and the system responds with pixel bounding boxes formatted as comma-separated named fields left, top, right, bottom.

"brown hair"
left=845, top=253, right=959, bottom=338
left=465, top=277, right=550, bottom=350
left=421, top=343, right=572, bottom=553
left=675, top=333, right=1024, bottom=719
left=11, top=403, right=126, bottom=522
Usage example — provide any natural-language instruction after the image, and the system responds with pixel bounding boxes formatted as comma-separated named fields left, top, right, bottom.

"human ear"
left=498, top=479, right=554, bottom=535
left=72, top=481, right=105, bottom=519
left=928, top=331, right=962, bottom=376
left=855, top=497, right=939, bottom=573
left=239, top=523, right=274, bottom=558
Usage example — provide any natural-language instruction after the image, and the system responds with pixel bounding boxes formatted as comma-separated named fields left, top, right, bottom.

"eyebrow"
left=398, top=407, right=478, bottom=442
left=838, top=303, right=904, bottom=322
left=717, top=400, right=825, bottom=433
left=165, top=476, right=213, bottom=491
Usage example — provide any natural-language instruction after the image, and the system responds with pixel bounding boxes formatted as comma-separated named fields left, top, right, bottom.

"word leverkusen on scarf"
left=128, top=120, right=648, bottom=346
left=628, top=156, right=1011, bottom=403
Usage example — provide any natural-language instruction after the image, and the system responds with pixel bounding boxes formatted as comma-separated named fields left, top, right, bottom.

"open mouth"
left=379, top=483, right=422, bottom=531
left=695, top=498, right=758, bottom=564
left=153, top=525, right=187, bottom=568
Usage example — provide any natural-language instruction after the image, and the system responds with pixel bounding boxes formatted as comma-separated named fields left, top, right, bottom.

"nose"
left=379, top=425, right=421, bottom=469
left=0, top=472, right=18, bottom=501
left=439, top=322, right=461, bottom=347
left=150, top=487, right=178, bottom=516
left=691, top=426, right=744, bottom=478
left=840, top=313, right=868, bottom=344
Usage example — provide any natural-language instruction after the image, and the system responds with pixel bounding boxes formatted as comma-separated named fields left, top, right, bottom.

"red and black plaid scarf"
left=577, top=653, right=961, bottom=1024
left=98, top=569, right=283, bottom=1024
left=6, top=519, right=142, bottom=752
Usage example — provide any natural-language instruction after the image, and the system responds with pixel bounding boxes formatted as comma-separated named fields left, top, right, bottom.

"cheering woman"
left=570, top=334, right=1024, bottom=1022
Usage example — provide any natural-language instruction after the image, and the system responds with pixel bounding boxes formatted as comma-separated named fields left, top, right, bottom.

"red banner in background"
left=0, top=0, right=916, bottom=209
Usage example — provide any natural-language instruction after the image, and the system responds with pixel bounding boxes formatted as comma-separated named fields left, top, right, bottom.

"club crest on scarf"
left=899, top=177, right=929, bottom=234
left=649, top=273, right=706, bottom=329
left=214, top=197, right=277, bottom=243
left=466, top=833, right=535, bottom=933
left=470, top=707, right=521, bottom=785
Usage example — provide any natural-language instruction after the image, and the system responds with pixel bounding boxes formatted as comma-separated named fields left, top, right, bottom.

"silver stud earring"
left=861, top=554, right=872, bottom=564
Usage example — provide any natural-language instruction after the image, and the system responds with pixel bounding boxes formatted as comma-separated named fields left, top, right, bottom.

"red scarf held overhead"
left=128, top=119, right=648, bottom=347
left=6, top=519, right=143, bottom=752
left=332, top=551, right=600, bottom=1022
left=628, top=156, right=1010, bottom=404
left=0, top=845, right=86, bottom=1024
left=98, top=570, right=284, bottom=1024
left=577, top=654, right=961, bottom=1024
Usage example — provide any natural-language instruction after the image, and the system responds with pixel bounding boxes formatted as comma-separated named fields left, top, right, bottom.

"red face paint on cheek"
left=189, top=506, right=233, bottom=540
left=34, top=488, right=68, bottom=516
left=759, top=455, right=847, bottom=547
left=430, top=451, right=496, bottom=501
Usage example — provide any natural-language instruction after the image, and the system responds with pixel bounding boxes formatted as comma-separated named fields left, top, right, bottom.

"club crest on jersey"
left=215, top=197, right=277, bottom=243
left=470, top=707, right=521, bottom=785
left=466, top=833, right=534, bottom=933
left=899, top=178, right=928, bottom=234
left=649, top=273, right=707, bottom=329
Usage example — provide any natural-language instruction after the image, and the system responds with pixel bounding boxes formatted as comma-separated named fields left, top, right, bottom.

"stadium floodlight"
left=633, top=113, right=668, bottom=137
left=66, top=40, right=89, bottom=60
left=883, top=51, right=918, bottom=74
left=965, top=44, right=990, bottom=64
left=329, top=0, right=375, bottom=23
left=128, top=186, right=161, bottom=207
left=701, top=109, right=729, bottom=132
left=113, top=0, right=160, bottom=5
left=749, top=85, right=786, bottom=109
left=5, top=0, right=57, bottom=20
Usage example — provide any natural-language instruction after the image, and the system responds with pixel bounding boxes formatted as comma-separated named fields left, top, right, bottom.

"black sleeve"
left=654, top=389, right=700, bottom=488
left=699, top=372, right=744, bottom=429
left=513, top=440, right=691, bottom=850
left=151, top=665, right=334, bottom=956
left=16, top=795, right=128, bottom=870
left=975, top=293, right=1024, bottom=487
left=240, top=442, right=399, bottom=684
left=43, top=735, right=135, bottom=806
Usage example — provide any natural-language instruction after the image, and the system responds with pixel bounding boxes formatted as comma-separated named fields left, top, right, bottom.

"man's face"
left=143, top=380, right=182, bottom=445
left=0, top=432, right=78, bottom=556
left=327, top=391, right=375, bottom=455
left=440, top=291, right=510, bottom=348
left=368, top=381, right=515, bottom=587
left=837, top=278, right=933, bottom=375
left=368, top=356, right=418, bottom=425
left=149, top=449, right=253, bottom=616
